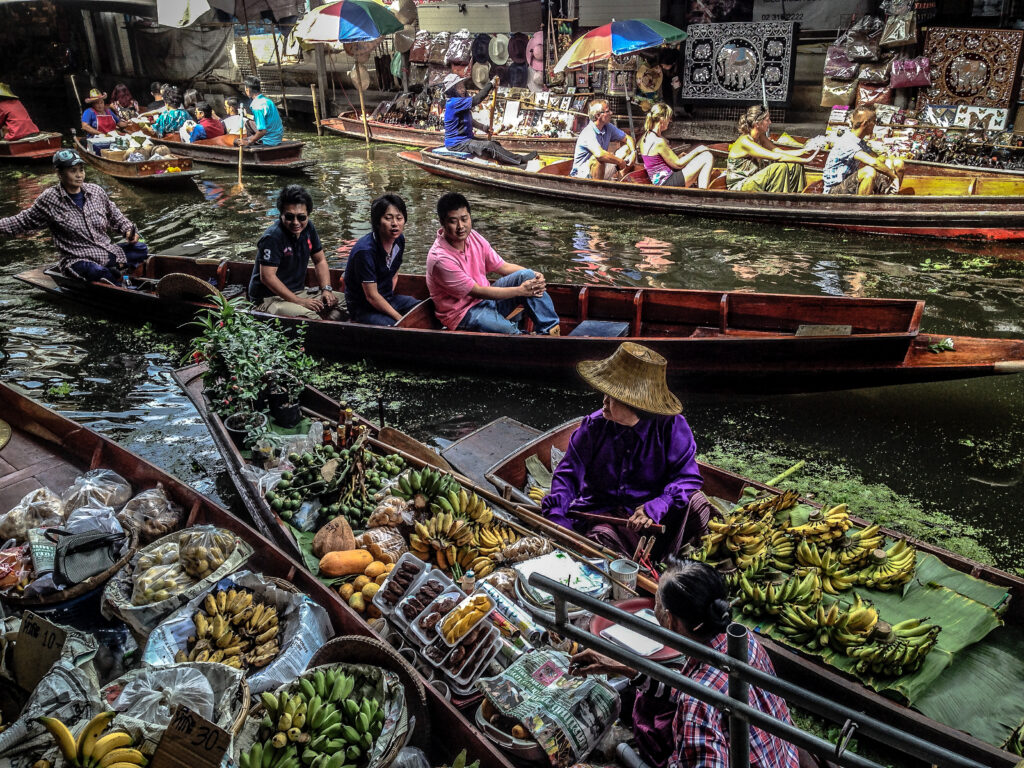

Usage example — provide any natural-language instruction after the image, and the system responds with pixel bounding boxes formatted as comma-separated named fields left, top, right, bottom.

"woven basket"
left=308, top=635, right=430, bottom=749
left=156, top=272, right=219, bottom=301
left=229, top=677, right=251, bottom=736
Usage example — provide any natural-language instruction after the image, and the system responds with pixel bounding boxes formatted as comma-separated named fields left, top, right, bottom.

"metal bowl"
left=474, top=702, right=549, bottom=764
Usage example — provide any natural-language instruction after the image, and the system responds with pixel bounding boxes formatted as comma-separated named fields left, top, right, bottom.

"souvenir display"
left=681, top=21, right=797, bottom=103
left=919, top=27, right=1024, bottom=109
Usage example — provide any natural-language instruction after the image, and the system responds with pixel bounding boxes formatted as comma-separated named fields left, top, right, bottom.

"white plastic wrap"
left=62, top=470, right=132, bottom=513
left=64, top=504, right=125, bottom=536
left=0, top=488, right=65, bottom=543
left=111, top=666, right=216, bottom=723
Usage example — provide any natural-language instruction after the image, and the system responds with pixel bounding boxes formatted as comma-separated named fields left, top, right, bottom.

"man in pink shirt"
left=426, top=192, right=560, bottom=334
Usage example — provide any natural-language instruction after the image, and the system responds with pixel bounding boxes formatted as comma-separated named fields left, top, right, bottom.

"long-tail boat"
left=481, top=418, right=1024, bottom=768
left=15, top=254, right=1024, bottom=393
left=0, top=381, right=513, bottom=768
left=73, top=136, right=203, bottom=188
left=0, top=131, right=62, bottom=161
left=147, top=133, right=311, bottom=173
left=398, top=148, right=1024, bottom=241
left=321, top=112, right=578, bottom=154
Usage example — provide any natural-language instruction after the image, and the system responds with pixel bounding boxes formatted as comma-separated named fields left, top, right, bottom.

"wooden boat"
left=0, top=381, right=513, bottom=768
left=15, top=254, right=1024, bottom=393
left=73, top=136, right=203, bottom=188
left=148, top=133, right=311, bottom=172
left=171, top=362, right=451, bottom=561
left=0, top=131, right=62, bottom=161
left=399, top=148, right=1024, bottom=242
left=481, top=418, right=1024, bottom=768
left=321, top=112, right=579, bottom=154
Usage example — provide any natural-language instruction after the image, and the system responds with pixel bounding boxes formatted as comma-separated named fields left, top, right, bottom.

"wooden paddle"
left=232, top=125, right=244, bottom=193
left=567, top=510, right=666, bottom=533
left=377, top=426, right=453, bottom=472
left=487, top=77, right=499, bottom=139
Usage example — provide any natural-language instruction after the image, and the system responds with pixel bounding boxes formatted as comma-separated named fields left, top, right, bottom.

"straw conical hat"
left=576, top=342, right=681, bottom=416
left=0, top=83, right=17, bottom=99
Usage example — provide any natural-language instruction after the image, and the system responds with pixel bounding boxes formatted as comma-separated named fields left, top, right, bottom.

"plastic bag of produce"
left=178, top=528, right=237, bottom=579
left=142, top=570, right=332, bottom=694
left=102, top=526, right=253, bottom=640
left=62, top=469, right=132, bottom=514
left=0, top=488, right=65, bottom=544
left=65, top=503, right=124, bottom=536
left=356, top=527, right=408, bottom=564
left=118, top=485, right=183, bottom=545
left=0, top=544, right=32, bottom=593
left=109, top=665, right=216, bottom=722
left=131, top=561, right=195, bottom=606
left=478, top=567, right=517, bottom=600
left=367, top=496, right=413, bottom=529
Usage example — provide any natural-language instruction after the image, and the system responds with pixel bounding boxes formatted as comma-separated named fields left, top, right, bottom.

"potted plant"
left=224, top=409, right=269, bottom=450
left=263, top=369, right=303, bottom=428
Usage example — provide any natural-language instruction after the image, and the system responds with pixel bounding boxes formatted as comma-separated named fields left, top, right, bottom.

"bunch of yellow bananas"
left=847, top=618, right=941, bottom=676
left=795, top=541, right=857, bottom=595
left=430, top=488, right=494, bottom=526
left=38, top=711, right=146, bottom=768
left=854, top=540, right=916, bottom=591
left=526, top=486, right=547, bottom=503
left=174, top=587, right=279, bottom=669
left=832, top=524, right=884, bottom=567
left=786, top=504, right=852, bottom=544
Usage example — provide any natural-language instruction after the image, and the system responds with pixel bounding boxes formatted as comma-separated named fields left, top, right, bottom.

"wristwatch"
left=321, top=285, right=333, bottom=292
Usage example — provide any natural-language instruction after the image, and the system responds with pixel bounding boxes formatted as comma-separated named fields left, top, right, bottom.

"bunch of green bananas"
left=786, top=504, right=852, bottom=544
left=847, top=618, right=941, bottom=676
left=832, top=524, right=884, bottom=567
left=795, top=541, right=856, bottom=595
left=430, top=487, right=494, bottom=527
left=854, top=540, right=916, bottom=591
left=732, top=570, right=821, bottom=616
left=730, top=488, right=800, bottom=518
left=38, top=711, right=146, bottom=768
left=777, top=602, right=856, bottom=652
left=441, top=750, right=480, bottom=768
left=394, top=468, right=458, bottom=511
left=241, top=668, right=385, bottom=768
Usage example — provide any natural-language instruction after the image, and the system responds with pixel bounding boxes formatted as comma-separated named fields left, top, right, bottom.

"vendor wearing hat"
left=541, top=342, right=712, bottom=561
left=0, top=83, right=40, bottom=141
left=442, top=73, right=537, bottom=167
left=0, top=149, right=145, bottom=283
left=81, top=89, right=123, bottom=136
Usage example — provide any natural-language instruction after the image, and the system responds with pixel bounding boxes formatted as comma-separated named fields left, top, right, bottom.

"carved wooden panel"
left=681, top=21, right=796, bottom=104
left=921, top=27, right=1024, bottom=110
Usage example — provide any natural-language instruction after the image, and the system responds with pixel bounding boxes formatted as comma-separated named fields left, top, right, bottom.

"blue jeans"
left=457, top=270, right=559, bottom=335
left=350, top=293, right=420, bottom=326
left=66, top=242, right=149, bottom=282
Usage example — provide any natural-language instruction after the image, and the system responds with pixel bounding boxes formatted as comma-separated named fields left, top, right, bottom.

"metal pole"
left=728, top=623, right=751, bottom=768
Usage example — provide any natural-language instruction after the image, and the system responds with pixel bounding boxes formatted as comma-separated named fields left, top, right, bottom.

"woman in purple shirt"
left=541, top=342, right=712, bottom=561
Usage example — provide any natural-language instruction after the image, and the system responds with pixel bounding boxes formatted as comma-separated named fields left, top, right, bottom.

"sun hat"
left=52, top=149, right=85, bottom=169
left=508, top=32, right=529, bottom=64
left=0, top=83, right=17, bottom=99
left=527, top=67, right=545, bottom=93
left=526, top=31, right=544, bottom=72
left=576, top=342, right=682, bottom=416
left=636, top=61, right=663, bottom=93
left=394, top=26, right=416, bottom=53
left=471, top=33, right=491, bottom=64
left=85, top=89, right=108, bottom=104
left=471, top=62, right=492, bottom=89
left=441, top=72, right=468, bottom=94
left=489, top=34, right=510, bottom=65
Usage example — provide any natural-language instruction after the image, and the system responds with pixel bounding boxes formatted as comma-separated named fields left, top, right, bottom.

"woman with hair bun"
left=726, top=105, right=813, bottom=193
left=570, top=560, right=798, bottom=768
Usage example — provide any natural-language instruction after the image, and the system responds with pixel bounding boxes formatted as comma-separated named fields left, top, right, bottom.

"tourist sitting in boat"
left=0, top=82, right=40, bottom=141
left=248, top=184, right=339, bottom=320
left=345, top=193, right=421, bottom=326
left=150, top=88, right=190, bottom=138
left=727, top=105, right=813, bottom=193
left=183, top=88, right=200, bottom=120
left=80, top=89, right=123, bottom=136
left=0, top=149, right=146, bottom=283
left=241, top=76, right=283, bottom=147
left=823, top=105, right=905, bottom=196
left=570, top=560, right=798, bottom=768
left=541, top=342, right=712, bottom=561
left=570, top=98, right=636, bottom=180
left=110, top=83, right=139, bottom=121
left=182, top=102, right=225, bottom=143
left=426, top=191, right=559, bottom=335
left=639, top=103, right=713, bottom=188
left=442, top=74, right=537, bottom=167
left=144, top=81, right=165, bottom=113
left=221, top=97, right=247, bottom=137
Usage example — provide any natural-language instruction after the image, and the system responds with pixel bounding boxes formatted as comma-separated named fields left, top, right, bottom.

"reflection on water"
left=0, top=132, right=1023, bottom=567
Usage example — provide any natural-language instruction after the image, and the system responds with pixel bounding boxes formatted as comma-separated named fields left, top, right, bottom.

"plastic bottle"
left=459, top=569, right=476, bottom=593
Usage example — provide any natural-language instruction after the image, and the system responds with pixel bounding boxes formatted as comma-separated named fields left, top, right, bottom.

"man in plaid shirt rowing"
left=0, top=149, right=146, bottom=282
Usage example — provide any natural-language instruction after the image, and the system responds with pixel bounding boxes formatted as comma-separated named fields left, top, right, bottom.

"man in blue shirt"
left=344, top=193, right=421, bottom=325
left=248, top=185, right=339, bottom=320
left=442, top=74, right=536, bottom=166
left=571, top=98, right=635, bottom=179
left=822, top=105, right=904, bottom=195
left=241, top=76, right=283, bottom=147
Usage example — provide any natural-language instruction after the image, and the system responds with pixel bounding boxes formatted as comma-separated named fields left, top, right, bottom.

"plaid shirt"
left=669, top=632, right=799, bottom=768
left=0, top=182, right=134, bottom=273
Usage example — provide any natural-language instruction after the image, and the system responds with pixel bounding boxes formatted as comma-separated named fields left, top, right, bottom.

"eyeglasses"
left=282, top=213, right=308, bottom=222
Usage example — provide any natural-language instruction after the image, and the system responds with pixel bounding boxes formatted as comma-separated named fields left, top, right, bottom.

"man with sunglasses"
left=570, top=99, right=635, bottom=180
left=248, top=184, right=339, bottom=320
left=0, top=149, right=145, bottom=283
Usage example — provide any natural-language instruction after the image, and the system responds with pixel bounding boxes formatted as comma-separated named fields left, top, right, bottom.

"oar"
left=487, top=81, right=498, bottom=140
left=377, top=426, right=453, bottom=472
left=232, top=125, right=244, bottom=194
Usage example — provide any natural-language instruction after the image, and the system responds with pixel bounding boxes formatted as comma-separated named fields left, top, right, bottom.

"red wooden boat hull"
left=0, top=131, right=62, bottom=160
left=399, top=149, right=1024, bottom=242
left=74, top=136, right=203, bottom=188
left=321, top=114, right=579, bottom=154
left=13, top=256, right=1024, bottom=393
left=149, top=134, right=311, bottom=172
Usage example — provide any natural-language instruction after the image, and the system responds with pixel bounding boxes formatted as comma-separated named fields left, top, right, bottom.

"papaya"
left=320, top=548, right=374, bottom=577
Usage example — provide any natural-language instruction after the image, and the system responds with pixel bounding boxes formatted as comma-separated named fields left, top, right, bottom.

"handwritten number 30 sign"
left=151, top=705, right=229, bottom=768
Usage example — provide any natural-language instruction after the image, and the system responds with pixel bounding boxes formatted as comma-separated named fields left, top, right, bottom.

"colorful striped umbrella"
left=553, top=19, right=686, bottom=73
left=294, top=0, right=403, bottom=43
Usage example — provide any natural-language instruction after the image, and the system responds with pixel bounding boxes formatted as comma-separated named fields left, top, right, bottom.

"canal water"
left=1, top=131, right=1022, bottom=570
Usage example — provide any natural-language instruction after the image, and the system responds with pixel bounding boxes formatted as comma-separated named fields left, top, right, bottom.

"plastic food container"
left=422, top=637, right=455, bottom=668
left=396, top=570, right=454, bottom=635
left=373, top=551, right=429, bottom=615
left=409, top=586, right=465, bottom=647
left=449, top=628, right=501, bottom=688
left=437, top=591, right=495, bottom=647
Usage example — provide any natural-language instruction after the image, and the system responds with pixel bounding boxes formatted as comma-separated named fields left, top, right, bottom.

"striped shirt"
left=0, top=182, right=134, bottom=273
left=669, top=631, right=799, bottom=768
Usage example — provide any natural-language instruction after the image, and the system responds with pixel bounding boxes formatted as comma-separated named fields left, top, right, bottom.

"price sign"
left=14, top=611, right=66, bottom=691
left=151, top=705, right=229, bottom=768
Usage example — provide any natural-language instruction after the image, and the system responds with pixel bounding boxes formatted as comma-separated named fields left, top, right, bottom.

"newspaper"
left=478, top=649, right=620, bottom=767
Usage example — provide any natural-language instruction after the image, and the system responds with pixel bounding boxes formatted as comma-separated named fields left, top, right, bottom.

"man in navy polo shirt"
left=248, top=184, right=339, bottom=319
left=344, top=193, right=421, bottom=326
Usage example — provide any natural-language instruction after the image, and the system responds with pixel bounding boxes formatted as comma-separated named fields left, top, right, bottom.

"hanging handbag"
left=428, top=32, right=451, bottom=65
left=821, top=78, right=858, bottom=107
left=824, top=45, right=859, bottom=80
left=410, top=30, right=431, bottom=64
left=445, top=29, right=472, bottom=65
left=47, top=527, right=125, bottom=588
left=409, top=63, right=427, bottom=87
left=891, top=57, right=931, bottom=88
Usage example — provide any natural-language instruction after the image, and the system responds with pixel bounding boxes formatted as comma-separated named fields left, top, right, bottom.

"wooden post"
left=270, top=26, right=289, bottom=117
left=311, top=85, right=322, bottom=136
left=236, top=126, right=244, bottom=189
left=314, top=44, right=329, bottom=119
left=356, top=61, right=370, bottom=146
